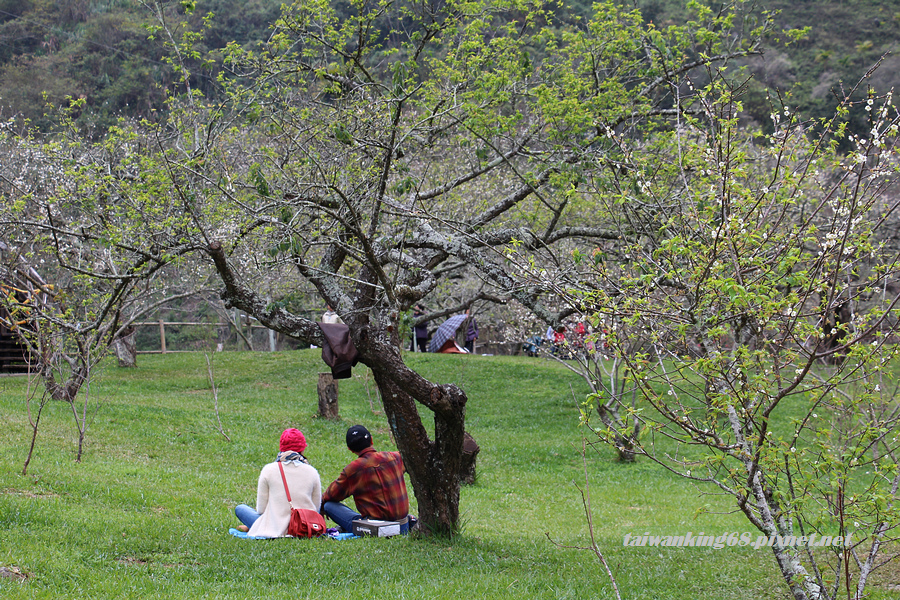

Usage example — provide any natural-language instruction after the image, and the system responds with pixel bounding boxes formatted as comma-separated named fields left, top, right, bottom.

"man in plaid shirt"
left=322, top=425, right=411, bottom=534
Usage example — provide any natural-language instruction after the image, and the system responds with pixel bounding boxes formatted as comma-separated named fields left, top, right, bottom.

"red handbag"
left=278, top=462, right=326, bottom=538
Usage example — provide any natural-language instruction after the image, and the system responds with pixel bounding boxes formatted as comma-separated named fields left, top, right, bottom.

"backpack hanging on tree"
left=278, top=462, right=326, bottom=538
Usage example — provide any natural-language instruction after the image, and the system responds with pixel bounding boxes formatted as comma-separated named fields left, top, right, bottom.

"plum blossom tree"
left=526, top=71, right=900, bottom=599
left=0, top=0, right=767, bottom=533
left=0, top=123, right=211, bottom=464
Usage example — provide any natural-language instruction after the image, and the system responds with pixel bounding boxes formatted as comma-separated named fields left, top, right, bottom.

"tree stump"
left=113, top=326, right=137, bottom=368
left=317, top=372, right=339, bottom=419
left=459, top=432, right=480, bottom=485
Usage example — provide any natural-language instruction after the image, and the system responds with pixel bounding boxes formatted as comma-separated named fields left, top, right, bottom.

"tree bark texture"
left=113, top=327, right=137, bottom=368
left=316, top=372, right=339, bottom=419
left=731, top=405, right=822, bottom=600
left=459, top=432, right=480, bottom=485
left=371, top=364, right=466, bottom=535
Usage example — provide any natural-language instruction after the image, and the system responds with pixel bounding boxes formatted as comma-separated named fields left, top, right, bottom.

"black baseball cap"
left=346, top=425, right=372, bottom=452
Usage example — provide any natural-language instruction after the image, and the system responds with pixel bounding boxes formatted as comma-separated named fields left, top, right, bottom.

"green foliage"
left=10, top=0, right=900, bottom=592
left=553, top=59, right=900, bottom=599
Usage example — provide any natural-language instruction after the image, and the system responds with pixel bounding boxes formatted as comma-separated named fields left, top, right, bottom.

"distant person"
left=546, top=325, right=566, bottom=356
left=411, top=304, right=429, bottom=352
left=572, top=320, right=587, bottom=352
left=322, top=305, right=343, bottom=324
left=234, top=428, right=322, bottom=538
left=552, top=326, right=566, bottom=345
left=464, top=315, right=479, bottom=353
left=322, top=425, right=411, bottom=534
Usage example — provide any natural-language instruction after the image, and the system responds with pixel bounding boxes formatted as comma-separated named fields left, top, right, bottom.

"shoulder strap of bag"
left=277, top=461, right=297, bottom=508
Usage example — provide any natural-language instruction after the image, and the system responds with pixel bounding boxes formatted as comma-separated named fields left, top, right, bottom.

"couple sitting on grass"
left=234, top=425, right=411, bottom=538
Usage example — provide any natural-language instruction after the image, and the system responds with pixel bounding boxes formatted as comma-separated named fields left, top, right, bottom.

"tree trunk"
left=372, top=368, right=466, bottom=535
left=459, top=432, right=480, bottom=485
left=316, top=372, right=339, bottom=419
left=748, top=468, right=823, bottom=600
left=598, top=402, right=637, bottom=462
left=770, top=542, right=822, bottom=600
left=113, top=327, right=137, bottom=368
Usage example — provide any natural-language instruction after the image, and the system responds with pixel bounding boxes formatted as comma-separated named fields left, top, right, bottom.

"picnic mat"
left=229, top=528, right=359, bottom=540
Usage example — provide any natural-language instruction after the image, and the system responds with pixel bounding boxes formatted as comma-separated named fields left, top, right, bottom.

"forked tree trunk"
left=597, top=399, right=639, bottom=462
left=371, top=367, right=466, bottom=535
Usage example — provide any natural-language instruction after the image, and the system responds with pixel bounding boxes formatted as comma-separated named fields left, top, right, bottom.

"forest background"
left=3, top=0, right=899, bottom=349
left=1, top=0, right=898, bottom=133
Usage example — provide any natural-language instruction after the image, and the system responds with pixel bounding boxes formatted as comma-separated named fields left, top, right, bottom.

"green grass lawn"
left=0, top=350, right=885, bottom=599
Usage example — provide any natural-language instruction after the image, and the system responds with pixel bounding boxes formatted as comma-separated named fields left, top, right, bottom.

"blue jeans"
left=235, top=504, right=262, bottom=528
left=322, top=501, right=409, bottom=534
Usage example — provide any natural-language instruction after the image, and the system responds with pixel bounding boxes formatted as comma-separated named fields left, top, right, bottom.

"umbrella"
left=428, top=314, right=467, bottom=353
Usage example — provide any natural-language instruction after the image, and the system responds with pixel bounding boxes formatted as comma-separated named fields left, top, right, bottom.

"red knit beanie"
left=279, top=428, right=307, bottom=453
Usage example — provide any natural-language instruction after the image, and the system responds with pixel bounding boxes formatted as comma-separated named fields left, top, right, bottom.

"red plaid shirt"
left=323, top=447, right=409, bottom=520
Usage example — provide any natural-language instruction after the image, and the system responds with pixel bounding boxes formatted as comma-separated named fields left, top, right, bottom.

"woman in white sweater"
left=234, top=428, right=322, bottom=538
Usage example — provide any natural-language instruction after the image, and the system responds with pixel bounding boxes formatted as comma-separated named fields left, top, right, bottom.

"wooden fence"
left=132, top=319, right=279, bottom=354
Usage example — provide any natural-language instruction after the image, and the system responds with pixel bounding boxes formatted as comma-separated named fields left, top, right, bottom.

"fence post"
left=159, top=319, right=167, bottom=354
left=267, top=297, right=277, bottom=352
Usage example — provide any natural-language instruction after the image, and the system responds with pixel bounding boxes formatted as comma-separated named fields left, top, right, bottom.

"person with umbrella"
left=428, top=313, right=469, bottom=353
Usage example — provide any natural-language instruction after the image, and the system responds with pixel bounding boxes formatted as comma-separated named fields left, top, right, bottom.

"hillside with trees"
left=1, top=1, right=899, bottom=133
left=0, top=0, right=284, bottom=131
left=740, top=0, right=900, bottom=134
